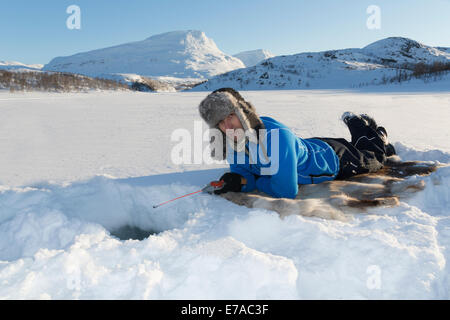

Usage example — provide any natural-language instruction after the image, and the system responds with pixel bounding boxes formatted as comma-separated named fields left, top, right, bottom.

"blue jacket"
left=226, top=117, right=340, bottom=199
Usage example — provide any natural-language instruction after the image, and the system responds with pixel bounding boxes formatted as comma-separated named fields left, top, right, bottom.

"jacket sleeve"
left=255, top=128, right=301, bottom=199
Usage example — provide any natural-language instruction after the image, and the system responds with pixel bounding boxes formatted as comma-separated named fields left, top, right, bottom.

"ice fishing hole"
left=110, top=225, right=159, bottom=241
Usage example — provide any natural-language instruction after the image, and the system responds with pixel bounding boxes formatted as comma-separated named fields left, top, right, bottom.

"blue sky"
left=1, top=0, right=449, bottom=65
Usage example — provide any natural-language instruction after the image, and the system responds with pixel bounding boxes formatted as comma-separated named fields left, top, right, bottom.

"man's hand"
left=214, top=172, right=244, bottom=195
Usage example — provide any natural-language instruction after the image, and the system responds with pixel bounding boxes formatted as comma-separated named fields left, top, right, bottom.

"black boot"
left=376, top=126, right=388, bottom=144
left=341, top=112, right=376, bottom=145
left=377, top=126, right=396, bottom=156
left=342, top=112, right=377, bottom=129
left=360, top=114, right=378, bottom=130
left=341, top=112, right=393, bottom=161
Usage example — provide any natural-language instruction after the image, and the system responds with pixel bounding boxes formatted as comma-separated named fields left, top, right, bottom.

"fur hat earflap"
left=198, top=88, right=265, bottom=160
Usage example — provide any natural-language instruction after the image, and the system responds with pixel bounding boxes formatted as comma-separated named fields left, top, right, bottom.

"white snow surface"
left=0, top=89, right=449, bottom=299
left=233, top=49, right=275, bottom=67
left=42, top=30, right=245, bottom=80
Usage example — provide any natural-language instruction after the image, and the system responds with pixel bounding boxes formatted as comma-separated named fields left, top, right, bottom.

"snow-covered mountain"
left=436, top=47, right=450, bottom=54
left=0, top=60, right=43, bottom=71
left=192, top=37, right=450, bottom=91
left=233, top=49, right=275, bottom=67
left=43, top=30, right=245, bottom=79
left=362, top=37, right=449, bottom=65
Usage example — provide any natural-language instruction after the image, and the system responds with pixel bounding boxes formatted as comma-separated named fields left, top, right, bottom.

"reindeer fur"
left=220, top=157, right=441, bottom=221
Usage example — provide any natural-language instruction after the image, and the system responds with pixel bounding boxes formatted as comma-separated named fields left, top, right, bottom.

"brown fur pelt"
left=220, top=157, right=442, bottom=221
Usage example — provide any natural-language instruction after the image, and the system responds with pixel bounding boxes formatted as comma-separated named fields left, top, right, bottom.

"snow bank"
left=0, top=176, right=299, bottom=299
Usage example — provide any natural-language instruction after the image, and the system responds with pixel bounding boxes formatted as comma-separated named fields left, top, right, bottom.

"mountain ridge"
left=43, top=30, right=245, bottom=79
left=191, top=36, right=450, bottom=91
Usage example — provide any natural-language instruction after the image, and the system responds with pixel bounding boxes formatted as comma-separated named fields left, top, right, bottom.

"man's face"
left=218, top=113, right=244, bottom=141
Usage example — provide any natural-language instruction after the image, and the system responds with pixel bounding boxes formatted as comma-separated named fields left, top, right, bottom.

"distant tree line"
left=411, top=61, right=450, bottom=77
left=381, top=61, right=450, bottom=84
left=0, top=70, right=129, bottom=92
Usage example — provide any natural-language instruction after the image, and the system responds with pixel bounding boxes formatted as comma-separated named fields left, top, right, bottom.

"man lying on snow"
left=198, top=88, right=396, bottom=199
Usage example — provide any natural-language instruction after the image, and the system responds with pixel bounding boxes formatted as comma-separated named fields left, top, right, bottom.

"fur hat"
left=199, top=88, right=263, bottom=131
left=198, top=88, right=265, bottom=160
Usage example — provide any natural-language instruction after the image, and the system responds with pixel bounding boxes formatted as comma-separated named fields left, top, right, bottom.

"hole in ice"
left=1, top=170, right=226, bottom=247
left=110, top=225, right=158, bottom=241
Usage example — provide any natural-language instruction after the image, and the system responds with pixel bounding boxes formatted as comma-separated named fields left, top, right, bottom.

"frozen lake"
left=0, top=89, right=449, bottom=299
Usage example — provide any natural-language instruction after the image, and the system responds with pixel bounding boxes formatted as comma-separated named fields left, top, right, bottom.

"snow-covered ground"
left=0, top=89, right=449, bottom=299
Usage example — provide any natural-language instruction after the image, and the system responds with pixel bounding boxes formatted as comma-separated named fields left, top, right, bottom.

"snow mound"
left=394, top=142, right=450, bottom=164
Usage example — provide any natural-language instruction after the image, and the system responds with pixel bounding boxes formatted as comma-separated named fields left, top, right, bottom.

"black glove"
left=214, top=172, right=243, bottom=195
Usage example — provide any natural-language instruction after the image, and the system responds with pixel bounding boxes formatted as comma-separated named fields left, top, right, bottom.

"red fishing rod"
left=152, top=180, right=225, bottom=208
